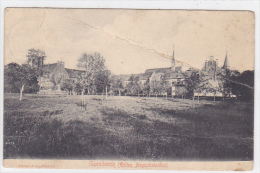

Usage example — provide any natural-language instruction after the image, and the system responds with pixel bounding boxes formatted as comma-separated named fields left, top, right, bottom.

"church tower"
left=171, top=45, right=175, bottom=71
left=223, top=50, right=229, bottom=69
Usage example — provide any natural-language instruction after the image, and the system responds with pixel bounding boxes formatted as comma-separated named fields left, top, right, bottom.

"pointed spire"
left=171, top=44, right=175, bottom=71
left=223, top=50, right=229, bottom=69
left=172, top=44, right=175, bottom=61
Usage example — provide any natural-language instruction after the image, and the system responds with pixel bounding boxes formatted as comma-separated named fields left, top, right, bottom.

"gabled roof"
left=42, top=63, right=58, bottom=73
left=114, top=74, right=131, bottom=81
left=165, top=71, right=186, bottom=79
left=138, top=73, right=151, bottom=80
left=145, top=66, right=182, bottom=74
left=145, top=67, right=171, bottom=74
left=65, top=68, right=85, bottom=78
left=41, top=63, right=85, bottom=79
left=115, top=73, right=151, bottom=82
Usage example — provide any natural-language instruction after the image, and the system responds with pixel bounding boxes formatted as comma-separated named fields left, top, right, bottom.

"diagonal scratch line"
left=189, top=67, right=254, bottom=90
left=65, top=16, right=191, bottom=66
left=66, top=17, right=254, bottom=90
left=217, top=73, right=254, bottom=90
left=39, top=11, right=46, bottom=29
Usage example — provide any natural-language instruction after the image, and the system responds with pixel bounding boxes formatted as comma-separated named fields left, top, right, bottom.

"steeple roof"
left=223, top=51, right=229, bottom=69
left=172, top=45, right=175, bottom=61
left=171, top=45, right=176, bottom=71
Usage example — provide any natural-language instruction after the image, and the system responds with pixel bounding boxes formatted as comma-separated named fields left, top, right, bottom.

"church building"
left=36, top=47, right=232, bottom=97
left=198, top=51, right=231, bottom=97
left=117, top=47, right=187, bottom=96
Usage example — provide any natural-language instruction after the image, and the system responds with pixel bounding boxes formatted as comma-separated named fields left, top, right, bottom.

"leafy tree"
left=126, top=75, right=134, bottom=94
left=26, top=48, right=46, bottom=69
left=133, top=76, right=141, bottom=95
left=229, top=70, right=254, bottom=101
left=4, top=63, right=40, bottom=100
left=149, top=73, right=165, bottom=95
left=185, top=71, right=201, bottom=98
left=194, top=77, right=210, bottom=103
left=77, top=53, right=106, bottom=95
left=95, top=70, right=112, bottom=98
left=4, top=64, right=20, bottom=93
left=177, top=87, right=188, bottom=98
left=61, top=79, right=74, bottom=95
left=238, top=70, right=254, bottom=100
left=126, top=75, right=141, bottom=95
left=218, top=68, right=232, bottom=99
left=229, top=70, right=240, bottom=94
left=160, top=74, right=170, bottom=95
left=206, top=80, right=220, bottom=102
left=23, top=77, right=40, bottom=93
left=141, top=80, right=150, bottom=95
left=111, top=77, right=124, bottom=96
left=73, top=82, right=84, bottom=95
left=5, top=49, right=45, bottom=96
left=150, top=81, right=160, bottom=94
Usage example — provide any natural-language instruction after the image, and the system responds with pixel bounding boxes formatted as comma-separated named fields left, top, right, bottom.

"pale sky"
left=4, top=8, right=255, bottom=75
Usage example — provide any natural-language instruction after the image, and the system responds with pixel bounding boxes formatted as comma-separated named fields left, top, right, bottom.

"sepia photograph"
left=2, top=7, right=256, bottom=170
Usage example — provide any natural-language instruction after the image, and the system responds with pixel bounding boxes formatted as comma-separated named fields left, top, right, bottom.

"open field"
left=4, top=93, right=253, bottom=161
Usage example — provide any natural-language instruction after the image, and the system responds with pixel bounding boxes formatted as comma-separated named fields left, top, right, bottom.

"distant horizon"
left=4, top=8, right=255, bottom=75
left=5, top=50, right=253, bottom=76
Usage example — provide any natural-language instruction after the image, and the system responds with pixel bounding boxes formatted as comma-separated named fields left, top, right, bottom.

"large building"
left=198, top=51, right=230, bottom=97
left=116, top=49, right=231, bottom=97
left=37, top=48, right=231, bottom=97
left=116, top=48, right=187, bottom=96
left=37, top=60, right=84, bottom=94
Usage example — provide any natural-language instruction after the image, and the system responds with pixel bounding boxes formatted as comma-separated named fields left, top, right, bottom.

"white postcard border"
left=0, top=1, right=259, bottom=173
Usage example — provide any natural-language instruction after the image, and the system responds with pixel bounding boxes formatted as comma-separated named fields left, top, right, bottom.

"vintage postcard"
left=3, top=8, right=255, bottom=171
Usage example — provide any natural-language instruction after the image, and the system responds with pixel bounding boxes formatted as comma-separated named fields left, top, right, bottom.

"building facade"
left=116, top=48, right=187, bottom=96
left=37, top=60, right=84, bottom=94
left=116, top=49, right=231, bottom=97
left=37, top=48, right=231, bottom=97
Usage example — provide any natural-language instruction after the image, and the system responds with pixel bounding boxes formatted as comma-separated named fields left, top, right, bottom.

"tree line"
left=4, top=49, right=254, bottom=101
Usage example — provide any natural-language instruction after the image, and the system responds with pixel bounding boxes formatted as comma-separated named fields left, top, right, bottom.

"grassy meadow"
left=3, top=93, right=253, bottom=161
